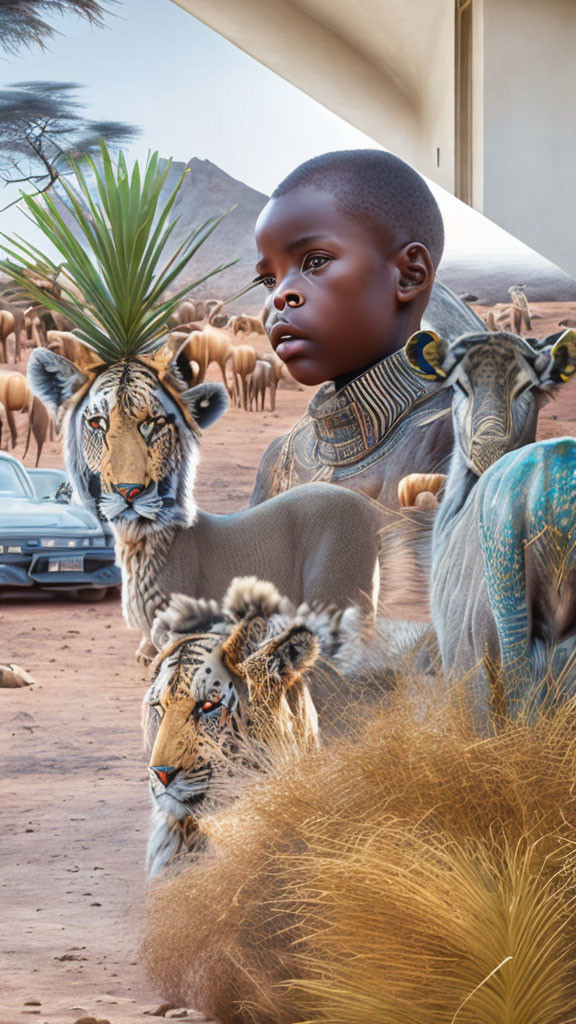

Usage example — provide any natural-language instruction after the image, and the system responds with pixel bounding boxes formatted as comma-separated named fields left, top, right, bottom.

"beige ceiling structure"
left=172, top=0, right=576, bottom=278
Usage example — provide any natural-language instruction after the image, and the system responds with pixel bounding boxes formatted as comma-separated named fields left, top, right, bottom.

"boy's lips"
left=270, top=321, right=313, bottom=361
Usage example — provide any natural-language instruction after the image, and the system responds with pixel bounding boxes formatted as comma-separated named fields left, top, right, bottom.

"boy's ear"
left=404, top=330, right=449, bottom=380
left=396, top=243, right=434, bottom=301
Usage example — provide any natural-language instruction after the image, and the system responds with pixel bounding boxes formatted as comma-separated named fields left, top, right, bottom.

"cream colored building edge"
left=171, top=0, right=576, bottom=279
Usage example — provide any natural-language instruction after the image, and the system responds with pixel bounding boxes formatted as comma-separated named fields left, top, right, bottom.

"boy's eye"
left=254, top=274, right=276, bottom=291
left=302, top=253, right=331, bottom=273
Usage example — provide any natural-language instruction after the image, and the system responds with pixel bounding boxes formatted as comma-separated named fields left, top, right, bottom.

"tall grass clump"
left=142, top=677, right=576, bottom=1023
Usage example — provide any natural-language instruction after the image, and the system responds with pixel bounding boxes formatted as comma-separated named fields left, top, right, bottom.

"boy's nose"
left=274, top=291, right=304, bottom=310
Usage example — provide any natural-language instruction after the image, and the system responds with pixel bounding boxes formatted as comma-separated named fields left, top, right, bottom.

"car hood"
left=0, top=496, right=107, bottom=533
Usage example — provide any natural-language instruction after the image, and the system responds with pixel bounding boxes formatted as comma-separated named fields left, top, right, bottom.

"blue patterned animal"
left=404, top=328, right=576, bottom=730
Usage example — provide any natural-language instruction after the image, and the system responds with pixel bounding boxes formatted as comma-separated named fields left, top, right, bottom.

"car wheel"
left=77, top=587, right=108, bottom=602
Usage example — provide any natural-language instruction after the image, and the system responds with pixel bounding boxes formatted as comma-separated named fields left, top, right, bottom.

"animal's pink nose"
left=115, top=482, right=145, bottom=502
left=150, top=765, right=178, bottom=788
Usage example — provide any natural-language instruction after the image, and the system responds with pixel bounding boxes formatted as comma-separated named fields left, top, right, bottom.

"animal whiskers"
left=150, top=765, right=214, bottom=820
left=99, top=486, right=180, bottom=526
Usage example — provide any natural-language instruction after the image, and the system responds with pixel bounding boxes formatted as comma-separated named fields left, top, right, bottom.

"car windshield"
left=0, top=462, right=28, bottom=497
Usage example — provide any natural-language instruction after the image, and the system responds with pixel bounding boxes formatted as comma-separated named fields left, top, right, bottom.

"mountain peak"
left=155, top=156, right=269, bottom=311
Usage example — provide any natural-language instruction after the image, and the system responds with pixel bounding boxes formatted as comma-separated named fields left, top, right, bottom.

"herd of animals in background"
left=0, top=290, right=292, bottom=465
left=480, top=284, right=535, bottom=334
left=0, top=281, right=568, bottom=466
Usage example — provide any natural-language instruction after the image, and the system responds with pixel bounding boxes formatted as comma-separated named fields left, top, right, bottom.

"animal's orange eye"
left=88, top=416, right=107, bottom=431
left=200, top=698, right=222, bottom=713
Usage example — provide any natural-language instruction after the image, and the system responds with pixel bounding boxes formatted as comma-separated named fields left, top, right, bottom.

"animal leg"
left=136, top=634, right=157, bottom=665
left=220, top=358, right=231, bottom=395
left=479, top=490, right=535, bottom=717
left=6, top=408, right=17, bottom=449
left=33, top=417, right=45, bottom=467
left=23, top=412, right=32, bottom=461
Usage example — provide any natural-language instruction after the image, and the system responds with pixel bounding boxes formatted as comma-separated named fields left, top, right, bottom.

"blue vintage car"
left=0, top=451, right=121, bottom=597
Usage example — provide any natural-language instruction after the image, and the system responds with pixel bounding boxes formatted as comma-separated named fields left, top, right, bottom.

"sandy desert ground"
left=2, top=305, right=576, bottom=1023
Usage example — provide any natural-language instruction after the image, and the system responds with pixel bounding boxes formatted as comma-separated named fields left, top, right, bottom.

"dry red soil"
left=0, top=331, right=309, bottom=1024
left=2, top=307, right=576, bottom=1023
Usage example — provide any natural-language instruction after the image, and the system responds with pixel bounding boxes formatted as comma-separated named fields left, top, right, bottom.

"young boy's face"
left=254, top=187, right=423, bottom=386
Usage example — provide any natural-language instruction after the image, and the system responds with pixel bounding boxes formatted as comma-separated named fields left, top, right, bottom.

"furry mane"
left=151, top=595, right=224, bottom=651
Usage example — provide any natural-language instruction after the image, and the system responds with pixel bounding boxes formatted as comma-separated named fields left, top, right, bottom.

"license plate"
left=48, top=557, right=84, bottom=572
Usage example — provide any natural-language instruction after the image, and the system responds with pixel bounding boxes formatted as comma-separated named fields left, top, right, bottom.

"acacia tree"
left=0, top=81, right=139, bottom=205
left=0, top=0, right=113, bottom=55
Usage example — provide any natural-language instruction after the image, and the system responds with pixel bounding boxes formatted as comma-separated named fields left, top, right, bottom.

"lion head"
left=143, top=578, right=358, bottom=875
left=27, top=345, right=228, bottom=533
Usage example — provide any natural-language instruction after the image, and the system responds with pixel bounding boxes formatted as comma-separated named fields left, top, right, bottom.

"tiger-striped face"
left=144, top=632, right=249, bottom=821
left=74, top=360, right=191, bottom=528
left=143, top=581, right=325, bottom=875
left=27, top=347, right=228, bottom=532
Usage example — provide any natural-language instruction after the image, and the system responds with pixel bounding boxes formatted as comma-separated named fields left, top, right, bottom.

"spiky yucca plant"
left=0, top=141, right=236, bottom=363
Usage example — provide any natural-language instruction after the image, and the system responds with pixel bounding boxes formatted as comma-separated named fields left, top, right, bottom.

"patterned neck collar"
left=308, top=348, right=432, bottom=465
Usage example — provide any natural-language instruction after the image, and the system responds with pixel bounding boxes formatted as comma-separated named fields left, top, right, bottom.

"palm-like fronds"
left=0, top=141, right=237, bottom=363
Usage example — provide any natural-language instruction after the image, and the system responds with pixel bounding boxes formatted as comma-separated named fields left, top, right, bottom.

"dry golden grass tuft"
left=142, top=676, right=576, bottom=1024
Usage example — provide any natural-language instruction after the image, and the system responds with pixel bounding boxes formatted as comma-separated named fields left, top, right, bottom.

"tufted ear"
left=180, top=381, right=229, bottom=429
left=28, top=347, right=89, bottom=417
left=404, top=330, right=449, bottom=380
left=222, top=576, right=294, bottom=623
left=238, top=623, right=319, bottom=698
left=150, top=593, right=225, bottom=651
left=538, top=329, right=576, bottom=385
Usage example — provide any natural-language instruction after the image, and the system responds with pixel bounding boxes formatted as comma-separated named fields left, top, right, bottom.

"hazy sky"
left=0, top=0, right=571, bottom=291
left=0, top=0, right=376, bottom=218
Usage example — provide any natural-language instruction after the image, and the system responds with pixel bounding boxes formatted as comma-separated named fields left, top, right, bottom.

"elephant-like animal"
left=404, top=328, right=576, bottom=730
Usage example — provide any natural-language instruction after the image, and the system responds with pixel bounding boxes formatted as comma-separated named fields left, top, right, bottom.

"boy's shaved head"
left=271, top=149, right=445, bottom=268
